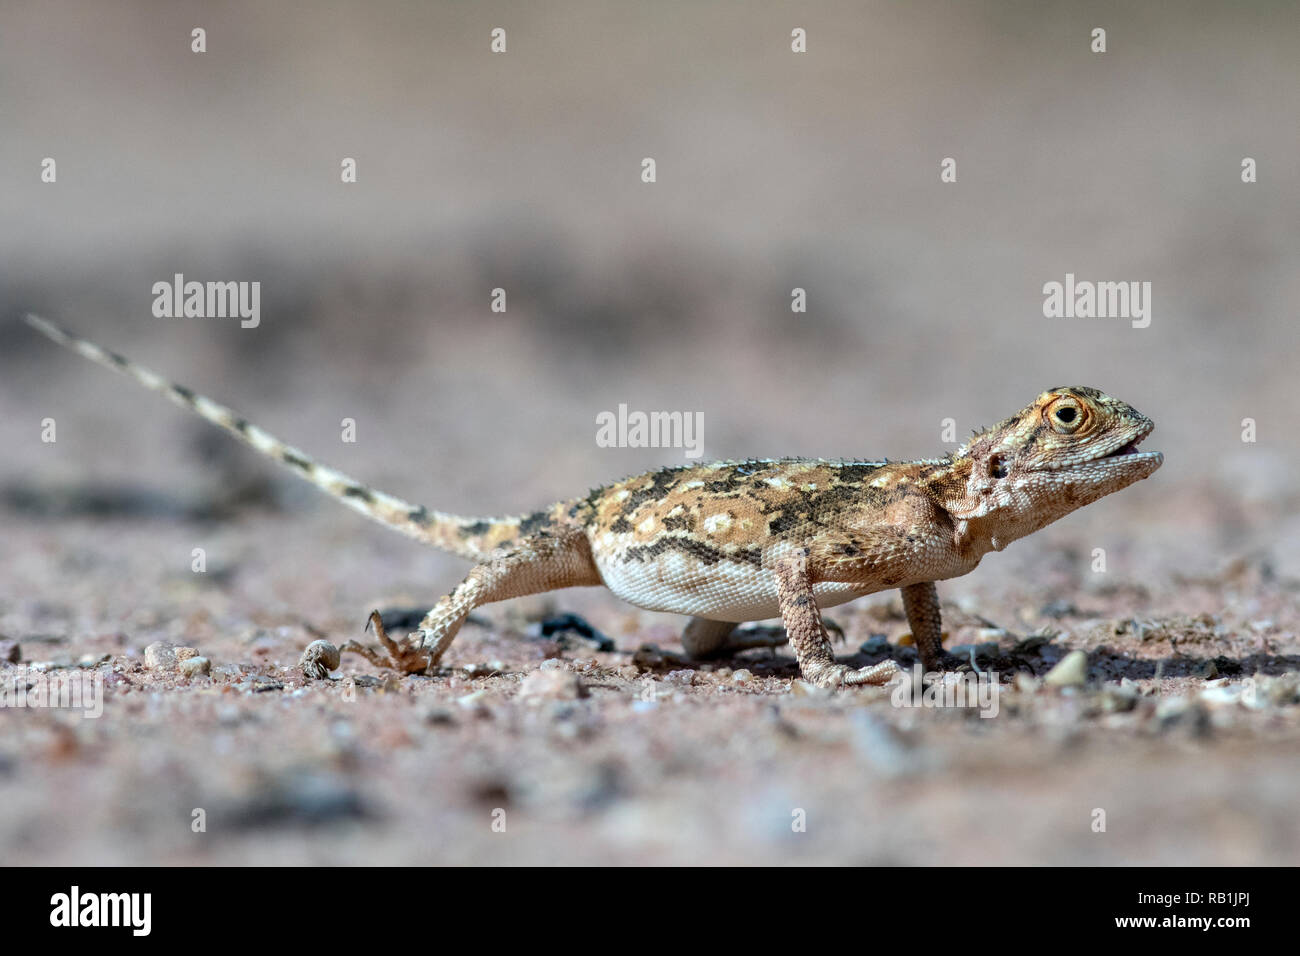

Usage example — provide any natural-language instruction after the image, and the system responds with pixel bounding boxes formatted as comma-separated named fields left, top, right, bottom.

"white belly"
left=595, top=551, right=874, bottom=622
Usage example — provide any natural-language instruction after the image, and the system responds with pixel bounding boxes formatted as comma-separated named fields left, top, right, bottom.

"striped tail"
left=23, top=313, right=526, bottom=561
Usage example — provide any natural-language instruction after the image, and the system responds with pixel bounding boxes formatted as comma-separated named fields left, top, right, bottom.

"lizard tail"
left=22, top=313, right=526, bottom=561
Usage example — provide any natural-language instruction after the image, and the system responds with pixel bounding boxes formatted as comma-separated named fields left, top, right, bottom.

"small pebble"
left=298, top=640, right=340, bottom=680
left=455, top=690, right=491, bottom=713
left=424, top=708, right=456, bottom=726
left=1099, top=681, right=1138, bottom=712
left=859, top=635, right=890, bottom=655
left=1043, top=650, right=1088, bottom=687
left=1252, top=674, right=1299, bottom=708
left=1014, top=673, right=1040, bottom=693
left=178, top=656, right=211, bottom=678
left=1199, top=684, right=1242, bottom=706
left=732, top=668, right=754, bottom=684
left=519, top=668, right=585, bottom=701
left=143, top=642, right=177, bottom=672
left=174, top=646, right=199, bottom=661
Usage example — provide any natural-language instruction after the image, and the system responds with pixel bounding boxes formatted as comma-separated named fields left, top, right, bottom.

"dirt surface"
left=2, top=2, right=1299, bottom=865
left=4, top=504, right=1299, bottom=866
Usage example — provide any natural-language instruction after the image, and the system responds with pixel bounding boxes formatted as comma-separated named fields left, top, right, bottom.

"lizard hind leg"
left=341, top=533, right=601, bottom=675
left=339, top=610, right=432, bottom=674
left=680, top=616, right=792, bottom=659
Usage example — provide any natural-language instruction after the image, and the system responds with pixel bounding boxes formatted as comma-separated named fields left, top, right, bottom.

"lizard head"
left=945, top=386, right=1162, bottom=551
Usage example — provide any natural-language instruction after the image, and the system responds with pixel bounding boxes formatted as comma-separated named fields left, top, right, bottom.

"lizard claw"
left=340, top=609, right=437, bottom=675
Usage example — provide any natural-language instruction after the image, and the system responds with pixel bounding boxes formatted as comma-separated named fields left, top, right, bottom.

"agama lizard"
left=23, top=314, right=1163, bottom=688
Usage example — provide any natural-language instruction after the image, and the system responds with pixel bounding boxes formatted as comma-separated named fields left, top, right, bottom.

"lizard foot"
left=339, top=609, right=436, bottom=675
left=808, top=660, right=901, bottom=689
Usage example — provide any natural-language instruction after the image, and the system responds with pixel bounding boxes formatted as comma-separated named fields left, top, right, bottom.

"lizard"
left=23, top=313, right=1163, bottom=688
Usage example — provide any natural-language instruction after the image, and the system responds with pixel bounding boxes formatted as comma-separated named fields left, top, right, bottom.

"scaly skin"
left=25, top=315, right=1163, bottom=688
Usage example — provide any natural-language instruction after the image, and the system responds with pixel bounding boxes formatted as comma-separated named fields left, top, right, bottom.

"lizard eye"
left=1047, top=398, right=1085, bottom=434
left=990, top=455, right=1009, bottom=479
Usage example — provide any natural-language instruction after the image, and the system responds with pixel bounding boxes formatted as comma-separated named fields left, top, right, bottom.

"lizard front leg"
left=774, top=553, right=899, bottom=688
left=901, top=581, right=957, bottom=672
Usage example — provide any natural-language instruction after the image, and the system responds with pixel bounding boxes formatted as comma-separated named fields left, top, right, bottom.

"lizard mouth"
left=1104, top=440, right=1144, bottom=457
left=1091, top=421, right=1162, bottom=467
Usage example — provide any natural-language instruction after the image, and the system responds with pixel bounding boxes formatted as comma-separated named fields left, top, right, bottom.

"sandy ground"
left=3, top=478, right=1299, bottom=866
left=1, top=1, right=1298, bottom=865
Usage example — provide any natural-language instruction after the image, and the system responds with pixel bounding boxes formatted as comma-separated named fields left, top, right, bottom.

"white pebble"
left=298, top=640, right=341, bottom=680
left=1043, top=650, right=1088, bottom=687
left=519, top=668, right=585, bottom=701
left=178, top=656, right=211, bottom=678
left=143, top=642, right=177, bottom=672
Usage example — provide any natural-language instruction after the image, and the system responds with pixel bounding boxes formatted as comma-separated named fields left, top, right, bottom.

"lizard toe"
left=810, top=660, right=900, bottom=689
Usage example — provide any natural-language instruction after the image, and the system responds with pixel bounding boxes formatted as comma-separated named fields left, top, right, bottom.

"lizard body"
left=24, top=314, right=1163, bottom=687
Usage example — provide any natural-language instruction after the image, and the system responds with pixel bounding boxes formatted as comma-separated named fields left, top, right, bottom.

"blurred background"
left=1, top=1, right=1298, bottom=865
left=3, top=0, right=1296, bottom=518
